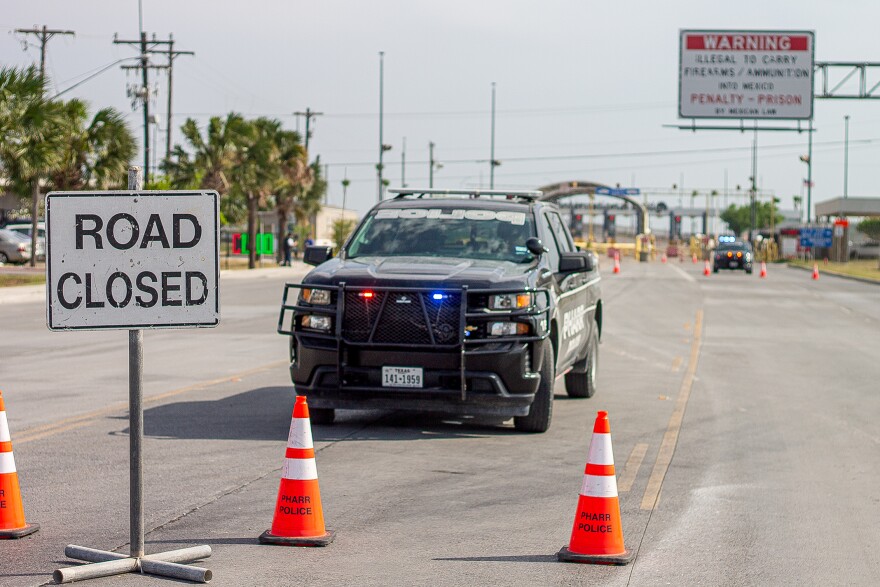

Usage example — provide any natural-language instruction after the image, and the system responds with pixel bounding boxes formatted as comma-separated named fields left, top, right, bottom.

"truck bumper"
left=290, top=340, right=547, bottom=418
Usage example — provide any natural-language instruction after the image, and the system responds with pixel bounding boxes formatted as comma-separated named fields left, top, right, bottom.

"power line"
left=322, top=137, right=880, bottom=169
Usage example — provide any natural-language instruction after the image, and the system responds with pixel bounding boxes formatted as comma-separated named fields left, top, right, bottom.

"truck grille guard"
left=278, top=282, right=551, bottom=400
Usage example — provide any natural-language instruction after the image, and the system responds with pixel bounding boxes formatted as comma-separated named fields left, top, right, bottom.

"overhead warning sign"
left=46, top=191, right=220, bottom=330
left=679, top=30, right=814, bottom=120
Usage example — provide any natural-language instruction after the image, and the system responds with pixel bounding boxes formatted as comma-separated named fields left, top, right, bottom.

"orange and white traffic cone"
left=0, top=390, right=39, bottom=539
left=692, top=252, right=698, bottom=264
left=661, top=253, right=667, bottom=264
left=612, top=252, right=620, bottom=274
left=760, top=261, right=767, bottom=278
left=703, top=259, right=711, bottom=276
left=812, top=263, right=820, bottom=280
left=558, top=411, right=632, bottom=565
left=259, top=396, right=334, bottom=546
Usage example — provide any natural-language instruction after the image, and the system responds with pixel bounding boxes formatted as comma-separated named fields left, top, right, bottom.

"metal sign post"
left=51, top=167, right=218, bottom=583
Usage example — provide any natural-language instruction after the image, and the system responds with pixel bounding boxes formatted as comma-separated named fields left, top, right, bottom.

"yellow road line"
left=641, top=309, right=703, bottom=511
left=618, top=443, right=649, bottom=493
left=14, top=360, right=288, bottom=445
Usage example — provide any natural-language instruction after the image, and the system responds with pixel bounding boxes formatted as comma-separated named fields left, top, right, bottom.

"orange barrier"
left=259, top=396, right=334, bottom=546
left=760, top=261, right=767, bottom=278
left=0, top=391, right=39, bottom=539
left=558, top=411, right=632, bottom=565
left=812, top=263, right=820, bottom=280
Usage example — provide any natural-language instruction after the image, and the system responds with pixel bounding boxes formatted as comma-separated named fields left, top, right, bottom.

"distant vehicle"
left=713, top=241, right=753, bottom=274
left=3, top=222, right=45, bottom=261
left=849, top=240, right=880, bottom=260
left=0, top=229, right=33, bottom=264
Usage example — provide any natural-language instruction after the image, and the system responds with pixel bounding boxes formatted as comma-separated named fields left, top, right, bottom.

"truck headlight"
left=489, top=293, right=533, bottom=310
left=488, top=322, right=529, bottom=336
left=301, top=315, right=332, bottom=331
left=301, top=288, right=332, bottom=305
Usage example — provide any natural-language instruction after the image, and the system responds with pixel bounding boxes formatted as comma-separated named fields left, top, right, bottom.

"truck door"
left=540, top=211, right=589, bottom=370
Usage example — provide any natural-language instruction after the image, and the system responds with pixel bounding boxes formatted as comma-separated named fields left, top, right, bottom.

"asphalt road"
left=0, top=257, right=878, bottom=586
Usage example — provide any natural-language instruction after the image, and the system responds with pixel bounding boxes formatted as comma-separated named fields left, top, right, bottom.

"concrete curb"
left=786, top=262, right=880, bottom=286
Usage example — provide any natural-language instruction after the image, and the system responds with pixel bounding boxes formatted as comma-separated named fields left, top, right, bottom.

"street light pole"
left=377, top=51, right=385, bottom=203
left=490, top=82, right=496, bottom=189
left=807, top=118, right=814, bottom=223
left=844, top=114, right=850, bottom=198
left=429, top=141, right=435, bottom=188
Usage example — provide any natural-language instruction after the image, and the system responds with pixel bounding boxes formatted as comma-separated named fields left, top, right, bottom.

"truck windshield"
left=346, top=207, right=536, bottom=263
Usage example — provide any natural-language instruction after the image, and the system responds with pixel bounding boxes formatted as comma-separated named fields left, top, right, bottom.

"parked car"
left=278, top=188, right=603, bottom=433
left=0, top=229, right=33, bottom=264
left=849, top=240, right=880, bottom=260
left=4, top=222, right=45, bottom=260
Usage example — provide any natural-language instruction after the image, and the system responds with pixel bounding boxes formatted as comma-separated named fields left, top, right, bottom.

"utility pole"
left=115, top=33, right=171, bottom=184
left=844, top=114, right=850, bottom=198
left=15, top=25, right=75, bottom=84
left=15, top=25, right=75, bottom=267
left=149, top=35, right=194, bottom=163
left=293, top=108, right=323, bottom=154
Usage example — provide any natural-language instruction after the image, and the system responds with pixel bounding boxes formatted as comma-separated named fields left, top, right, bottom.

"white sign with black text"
left=46, top=191, right=220, bottom=330
left=679, top=30, right=814, bottom=120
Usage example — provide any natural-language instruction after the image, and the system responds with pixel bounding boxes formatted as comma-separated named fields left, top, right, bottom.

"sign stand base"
left=54, top=545, right=212, bottom=583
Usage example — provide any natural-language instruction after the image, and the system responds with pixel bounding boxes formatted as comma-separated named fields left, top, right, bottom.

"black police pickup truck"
left=278, top=189, right=602, bottom=432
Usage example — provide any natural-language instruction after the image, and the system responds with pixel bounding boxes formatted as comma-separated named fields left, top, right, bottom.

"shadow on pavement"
left=433, top=555, right=558, bottom=563
left=113, top=386, right=525, bottom=442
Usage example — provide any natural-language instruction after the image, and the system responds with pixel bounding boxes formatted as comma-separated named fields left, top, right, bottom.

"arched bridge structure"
left=537, top=181, right=650, bottom=235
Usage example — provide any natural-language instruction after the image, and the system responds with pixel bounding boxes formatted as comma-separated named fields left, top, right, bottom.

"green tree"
left=272, top=136, right=313, bottom=263
left=50, top=98, right=136, bottom=191
left=858, top=217, right=880, bottom=268
left=0, top=66, right=65, bottom=266
left=232, top=117, right=290, bottom=269
left=332, top=217, right=356, bottom=252
left=720, top=202, right=784, bottom=238
left=164, top=113, right=249, bottom=224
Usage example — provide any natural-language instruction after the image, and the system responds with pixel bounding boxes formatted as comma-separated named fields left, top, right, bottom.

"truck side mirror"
left=304, top=245, right=333, bottom=266
left=559, top=251, right=594, bottom=273
left=526, top=237, right=548, bottom=256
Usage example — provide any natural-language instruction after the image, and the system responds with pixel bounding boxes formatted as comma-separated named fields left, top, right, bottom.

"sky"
left=3, top=0, right=880, bottom=219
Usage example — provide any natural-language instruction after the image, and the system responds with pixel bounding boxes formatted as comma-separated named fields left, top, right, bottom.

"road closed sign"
left=679, top=30, right=814, bottom=119
left=46, top=191, right=220, bottom=330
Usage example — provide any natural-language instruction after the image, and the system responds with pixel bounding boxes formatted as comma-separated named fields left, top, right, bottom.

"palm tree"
left=50, top=99, right=136, bottom=191
left=0, top=66, right=65, bottom=266
left=164, top=113, right=249, bottom=223
left=232, top=117, right=288, bottom=269
left=273, top=133, right=311, bottom=263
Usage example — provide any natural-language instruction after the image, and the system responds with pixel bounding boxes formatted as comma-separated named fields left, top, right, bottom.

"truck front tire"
left=514, top=342, right=554, bottom=433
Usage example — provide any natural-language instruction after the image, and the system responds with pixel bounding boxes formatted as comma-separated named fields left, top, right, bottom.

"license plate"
left=730, top=262, right=738, bottom=267
left=382, top=366, right=423, bottom=388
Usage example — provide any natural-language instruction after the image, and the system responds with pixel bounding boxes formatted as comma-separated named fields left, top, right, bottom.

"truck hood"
left=303, top=256, right=536, bottom=290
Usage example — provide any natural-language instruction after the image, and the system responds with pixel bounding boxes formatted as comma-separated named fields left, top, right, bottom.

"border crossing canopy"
left=679, top=30, right=815, bottom=120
